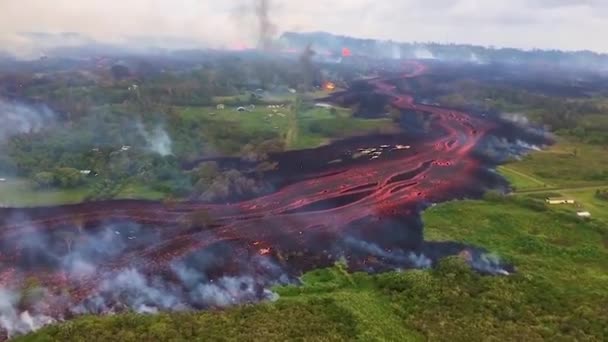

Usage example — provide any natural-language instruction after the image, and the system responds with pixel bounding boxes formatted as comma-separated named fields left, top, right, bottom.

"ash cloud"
left=0, top=99, right=56, bottom=142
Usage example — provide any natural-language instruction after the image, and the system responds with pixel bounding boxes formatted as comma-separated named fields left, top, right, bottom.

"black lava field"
left=0, top=61, right=548, bottom=338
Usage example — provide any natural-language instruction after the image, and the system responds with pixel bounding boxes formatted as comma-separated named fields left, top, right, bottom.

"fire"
left=342, top=47, right=352, bottom=57
left=324, top=82, right=336, bottom=91
left=259, top=247, right=271, bottom=255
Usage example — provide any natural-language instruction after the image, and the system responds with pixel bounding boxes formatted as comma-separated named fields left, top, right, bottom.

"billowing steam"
left=0, top=99, right=56, bottom=142
left=0, top=219, right=288, bottom=338
left=343, top=236, right=432, bottom=269
left=254, top=0, right=276, bottom=51
left=0, top=288, right=55, bottom=339
left=414, top=48, right=436, bottom=60
left=136, top=122, right=173, bottom=156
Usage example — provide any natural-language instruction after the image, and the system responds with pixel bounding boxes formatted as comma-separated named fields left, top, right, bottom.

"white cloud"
left=0, top=0, right=605, bottom=57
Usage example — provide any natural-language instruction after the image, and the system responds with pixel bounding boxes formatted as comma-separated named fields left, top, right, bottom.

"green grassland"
left=500, top=138, right=608, bottom=189
left=180, top=105, right=395, bottom=152
left=0, top=178, right=90, bottom=207
left=19, top=195, right=608, bottom=341
left=0, top=178, right=164, bottom=207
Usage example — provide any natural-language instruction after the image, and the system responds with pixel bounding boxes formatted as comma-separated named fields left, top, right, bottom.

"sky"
left=1, top=0, right=607, bottom=57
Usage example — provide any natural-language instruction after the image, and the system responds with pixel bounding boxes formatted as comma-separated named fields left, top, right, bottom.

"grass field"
left=497, top=165, right=548, bottom=191
left=498, top=137, right=608, bottom=222
left=0, top=178, right=90, bottom=207
left=499, top=138, right=608, bottom=188
left=181, top=105, right=396, bottom=151
left=0, top=178, right=165, bottom=207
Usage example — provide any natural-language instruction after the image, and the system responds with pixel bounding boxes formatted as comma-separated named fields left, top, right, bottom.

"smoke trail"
left=254, top=0, right=277, bottom=51
left=342, top=236, right=432, bottom=269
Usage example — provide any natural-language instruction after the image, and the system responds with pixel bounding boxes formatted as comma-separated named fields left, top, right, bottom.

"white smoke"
left=136, top=122, right=173, bottom=156
left=414, top=47, right=436, bottom=60
left=391, top=44, right=401, bottom=60
left=0, top=219, right=287, bottom=338
left=0, top=288, right=55, bottom=339
left=0, top=99, right=56, bottom=142
left=500, top=112, right=530, bottom=125
left=469, top=253, right=510, bottom=276
left=343, top=236, right=432, bottom=269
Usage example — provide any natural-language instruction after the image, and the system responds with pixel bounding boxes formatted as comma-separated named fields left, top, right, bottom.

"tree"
left=110, top=64, right=131, bottom=80
left=54, top=167, right=84, bottom=188
left=33, top=171, right=55, bottom=189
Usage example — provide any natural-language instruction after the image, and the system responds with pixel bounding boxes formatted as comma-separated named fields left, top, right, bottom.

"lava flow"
left=0, top=61, right=535, bottom=338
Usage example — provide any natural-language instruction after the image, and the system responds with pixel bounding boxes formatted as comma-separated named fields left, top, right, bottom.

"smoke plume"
left=0, top=99, right=56, bottom=142
left=254, top=0, right=277, bottom=51
left=136, top=122, right=173, bottom=156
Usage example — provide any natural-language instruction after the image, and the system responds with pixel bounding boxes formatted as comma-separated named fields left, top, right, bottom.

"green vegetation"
left=290, top=107, right=394, bottom=149
left=0, top=177, right=164, bottom=207
left=497, top=165, right=547, bottom=191
left=19, top=196, right=608, bottom=341
left=0, top=178, right=90, bottom=207
left=500, top=138, right=608, bottom=189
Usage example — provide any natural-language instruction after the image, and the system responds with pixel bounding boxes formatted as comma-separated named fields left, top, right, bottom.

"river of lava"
left=0, top=61, right=529, bottom=338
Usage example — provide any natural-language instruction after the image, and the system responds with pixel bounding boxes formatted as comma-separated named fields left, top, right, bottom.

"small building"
left=315, top=103, right=333, bottom=109
left=79, top=170, right=92, bottom=176
left=545, top=197, right=575, bottom=205
left=236, top=107, right=247, bottom=112
left=577, top=211, right=592, bottom=218
left=216, top=104, right=225, bottom=110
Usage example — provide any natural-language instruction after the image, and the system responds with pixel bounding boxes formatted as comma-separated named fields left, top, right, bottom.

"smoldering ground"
left=0, top=218, right=289, bottom=338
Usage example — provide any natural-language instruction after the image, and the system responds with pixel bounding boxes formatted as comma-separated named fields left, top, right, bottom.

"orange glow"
left=342, top=47, right=352, bottom=57
left=259, top=248, right=271, bottom=255
left=324, top=82, right=336, bottom=91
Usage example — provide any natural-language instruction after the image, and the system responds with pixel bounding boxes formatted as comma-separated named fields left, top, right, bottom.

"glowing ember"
left=324, top=82, right=337, bottom=91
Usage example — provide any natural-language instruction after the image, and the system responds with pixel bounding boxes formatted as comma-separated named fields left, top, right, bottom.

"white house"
left=577, top=211, right=591, bottom=218
left=545, top=198, right=575, bottom=205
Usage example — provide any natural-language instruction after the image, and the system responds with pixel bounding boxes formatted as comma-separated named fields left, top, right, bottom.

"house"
left=315, top=103, right=333, bottom=109
left=545, top=197, right=575, bottom=205
left=577, top=211, right=592, bottom=218
left=79, top=170, right=92, bottom=176
left=216, top=104, right=225, bottom=110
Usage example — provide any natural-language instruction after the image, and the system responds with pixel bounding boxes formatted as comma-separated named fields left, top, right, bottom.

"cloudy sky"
left=1, top=0, right=606, bottom=57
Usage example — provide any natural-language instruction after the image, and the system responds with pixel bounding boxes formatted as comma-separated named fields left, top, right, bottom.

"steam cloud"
left=136, top=122, right=173, bottom=156
left=0, top=219, right=287, bottom=338
left=0, top=99, right=56, bottom=142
